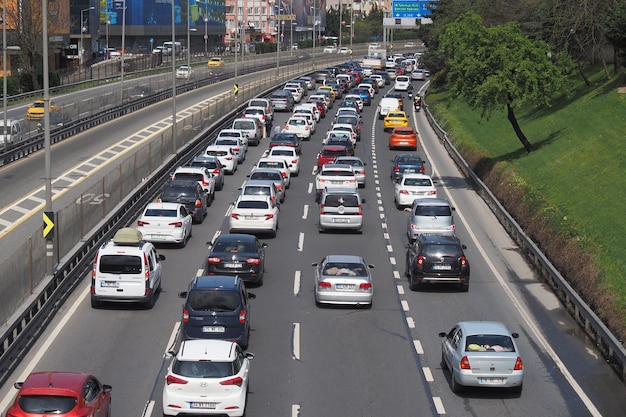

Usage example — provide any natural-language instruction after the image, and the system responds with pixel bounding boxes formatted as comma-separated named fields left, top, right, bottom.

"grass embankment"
left=427, top=66, right=626, bottom=340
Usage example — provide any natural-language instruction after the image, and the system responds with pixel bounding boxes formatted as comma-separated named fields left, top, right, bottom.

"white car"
left=283, top=116, right=311, bottom=140
left=309, top=94, right=331, bottom=111
left=334, top=107, right=361, bottom=121
left=162, top=339, right=254, bottom=417
left=292, top=108, right=317, bottom=133
left=255, top=158, right=292, bottom=188
left=215, top=137, right=246, bottom=163
left=175, top=65, right=193, bottom=79
left=394, top=75, right=412, bottom=91
left=217, top=129, right=248, bottom=151
left=335, top=156, right=366, bottom=188
left=330, top=123, right=357, bottom=144
left=343, top=94, right=364, bottom=111
left=283, top=86, right=304, bottom=103
left=205, top=145, right=238, bottom=174
left=357, top=83, right=376, bottom=97
left=323, top=45, right=338, bottom=53
left=411, top=69, right=426, bottom=81
left=297, top=102, right=321, bottom=121
left=241, top=106, right=269, bottom=132
left=229, top=195, right=280, bottom=237
left=136, top=202, right=192, bottom=247
left=394, top=173, right=438, bottom=208
left=267, top=146, right=300, bottom=176
left=370, top=74, right=386, bottom=88
left=339, top=47, right=350, bottom=54
left=172, top=166, right=216, bottom=199
left=315, top=163, right=358, bottom=200
left=248, top=97, right=274, bottom=120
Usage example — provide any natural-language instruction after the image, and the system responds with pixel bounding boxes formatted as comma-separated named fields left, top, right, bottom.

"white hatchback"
left=162, top=340, right=254, bottom=417
left=394, top=75, right=412, bottom=91
left=315, top=163, right=358, bottom=200
left=205, top=145, right=238, bottom=174
left=267, top=146, right=300, bottom=176
left=283, top=116, right=311, bottom=140
left=229, top=195, right=280, bottom=237
left=394, top=173, right=438, bottom=208
left=215, top=137, right=246, bottom=163
left=137, top=202, right=192, bottom=247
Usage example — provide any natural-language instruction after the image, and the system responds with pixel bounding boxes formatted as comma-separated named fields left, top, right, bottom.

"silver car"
left=311, top=255, right=374, bottom=307
left=318, top=188, right=365, bottom=233
left=406, top=198, right=455, bottom=242
left=439, top=321, right=524, bottom=394
left=334, top=156, right=366, bottom=188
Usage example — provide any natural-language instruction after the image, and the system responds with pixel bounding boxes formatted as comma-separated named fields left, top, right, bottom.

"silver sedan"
left=439, top=321, right=524, bottom=394
left=311, top=255, right=374, bottom=307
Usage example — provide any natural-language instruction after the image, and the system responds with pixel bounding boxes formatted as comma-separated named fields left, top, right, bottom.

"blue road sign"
left=392, top=1, right=434, bottom=18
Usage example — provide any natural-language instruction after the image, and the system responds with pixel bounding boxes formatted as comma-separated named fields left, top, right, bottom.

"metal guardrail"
left=422, top=103, right=626, bottom=381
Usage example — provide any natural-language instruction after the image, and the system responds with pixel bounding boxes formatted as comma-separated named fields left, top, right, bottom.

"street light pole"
left=187, top=0, right=191, bottom=71
left=42, top=0, right=53, bottom=274
left=339, top=0, right=342, bottom=50
left=106, top=20, right=110, bottom=51
left=204, top=16, right=208, bottom=56
left=171, top=0, right=177, bottom=154
left=2, top=0, right=7, bottom=153
left=80, top=6, right=95, bottom=66
left=276, top=5, right=280, bottom=72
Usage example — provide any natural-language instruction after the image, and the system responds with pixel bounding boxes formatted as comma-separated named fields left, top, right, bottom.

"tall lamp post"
left=106, top=20, right=110, bottom=52
left=2, top=4, right=20, bottom=153
left=80, top=6, right=95, bottom=65
left=204, top=16, right=208, bottom=56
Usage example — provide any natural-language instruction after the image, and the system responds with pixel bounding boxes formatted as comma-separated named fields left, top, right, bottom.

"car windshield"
left=187, top=290, right=240, bottom=311
left=99, top=255, right=142, bottom=274
left=144, top=208, right=178, bottom=217
left=173, top=360, right=234, bottom=378
left=18, top=395, right=77, bottom=414
left=465, top=335, right=515, bottom=352
left=322, top=262, right=367, bottom=277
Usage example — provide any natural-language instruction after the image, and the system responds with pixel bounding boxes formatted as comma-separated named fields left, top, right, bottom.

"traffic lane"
left=412, top=103, right=626, bottom=414
left=364, top=90, right=592, bottom=415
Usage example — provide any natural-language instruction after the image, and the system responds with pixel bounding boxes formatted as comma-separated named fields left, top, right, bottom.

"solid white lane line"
left=144, top=400, right=156, bottom=417
left=211, top=230, right=221, bottom=243
left=165, top=323, right=180, bottom=353
left=292, top=404, right=301, bottom=417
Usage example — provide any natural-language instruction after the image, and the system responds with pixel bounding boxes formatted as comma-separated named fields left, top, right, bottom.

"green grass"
left=428, top=66, right=626, bottom=306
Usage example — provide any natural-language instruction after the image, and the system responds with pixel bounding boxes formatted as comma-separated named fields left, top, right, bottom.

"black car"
left=178, top=275, right=256, bottom=349
left=404, top=234, right=470, bottom=292
left=159, top=179, right=208, bottom=223
left=204, top=234, right=268, bottom=285
left=269, top=132, right=301, bottom=154
left=189, top=155, right=225, bottom=191
left=390, top=153, right=426, bottom=182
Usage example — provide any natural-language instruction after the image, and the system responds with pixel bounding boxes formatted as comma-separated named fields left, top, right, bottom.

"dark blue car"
left=351, top=88, right=372, bottom=106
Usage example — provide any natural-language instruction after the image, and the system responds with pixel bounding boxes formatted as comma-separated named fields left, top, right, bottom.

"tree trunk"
left=578, top=61, right=591, bottom=86
left=507, top=103, right=533, bottom=153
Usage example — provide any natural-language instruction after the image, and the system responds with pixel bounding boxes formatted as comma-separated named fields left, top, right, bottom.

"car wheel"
left=91, top=297, right=101, bottom=309
left=144, top=291, right=155, bottom=309
left=394, top=198, right=401, bottom=210
left=408, top=273, right=420, bottom=291
left=459, top=282, right=469, bottom=292
left=440, top=351, right=448, bottom=370
left=511, top=383, right=523, bottom=395
left=450, top=370, right=463, bottom=394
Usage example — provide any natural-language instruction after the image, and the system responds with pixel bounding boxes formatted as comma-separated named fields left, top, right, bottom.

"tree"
left=439, top=12, right=572, bottom=152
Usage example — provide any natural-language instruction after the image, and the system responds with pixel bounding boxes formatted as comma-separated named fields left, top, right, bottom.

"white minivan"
left=91, top=228, right=165, bottom=309
left=377, top=97, right=401, bottom=120
left=0, top=119, right=23, bottom=146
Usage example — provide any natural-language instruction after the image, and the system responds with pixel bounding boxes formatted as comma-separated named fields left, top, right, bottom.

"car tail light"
left=166, top=375, right=188, bottom=385
left=231, top=213, right=240, bottom=219
left=358, top=204, right=363, bottom=215
left=233, top=148, right=240, bottom=152
left=419, top=165, right=425, bottom=173
left=460, top=256, right=467, bottom=267
left=220, top=376, right=243, bottom=387
left=417, top=255, right=424, bottom=266
left=400, top=190, right=409, bottom=195
left=460, top=356, right=471, bottom=370
left=239, top=309, right=246, bottom=324
left=143, top=252, right=150, bottom=283
left=276, top=184, right=283, bottom=191
left=202, top=180, right=209, bottom=187
left=514, top=357, right=524, bottom=370
left=169, top=221, right=183, bottom=227
left=195, top=199, right=202, bottom=207
left=318, top=281, right=332, bottom=289
left=265, top=214, right=274, bottom=220
left=207, top=257, right=221, bottom=264
left=426, top=190, right=436, bottom=196
left=448, top=224, right=456, bottom=231
left=246, top=258, right=261, bottom=265
left=305, top=125, right=309, bottom=131
left=213, top=168, right=221, bottom=174
left=183, top=308, right=189, bottom=323
left=349, top=179, right=355, bottom=183
left=281, top=171, right=287, bottom=178
left=137, top=220, right=149, bottom=226
left=358, top=170, right=365, bottom=174
left=91, top=254, right=98, bottom=279
left=226, top=156, right=233, bottom=160
left=320, top=204, right=325, bottom=214
left=285, top=125, right=290, bottom=130
left=359, top=283, right=372, bottom=290
left=394, top=165, right=400, bottom=172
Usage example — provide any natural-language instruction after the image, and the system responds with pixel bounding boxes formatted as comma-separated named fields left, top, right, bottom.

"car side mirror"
left=404, top=207, right=411, bottom=212
left=165, top=350, right=176, bottom=358
left=438, top=332, right=447, bottom=338
left=311, top=262, right=319, bottom=267
left=262, top=243, right=268, bottom=248
left=361, top=198, right=366, bottom=203
left=511, top=333, right=519, bottom=338
left=248, top=292, right=257, bottom=299
left=178, top=291, right=188, bottom=298
left=461, top=244, right=467, bottom=250
left=158, top=255, right=166, bottom=261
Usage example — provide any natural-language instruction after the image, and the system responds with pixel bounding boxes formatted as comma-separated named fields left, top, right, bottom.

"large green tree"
left=439, top=12, right=572, bottom=152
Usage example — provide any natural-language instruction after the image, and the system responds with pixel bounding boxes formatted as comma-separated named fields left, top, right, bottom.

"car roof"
left=456, top=321, right=512, bottom=336
left=206, top=145, right=234, bottom=151
left=324, top=254, right=364, bottom=264
left=145, top=202, right=183, bottom=210
left=174, top=166, right=207, bottom=173
left=164, top=179, right=199, bottom=188
left=413, top=198, right=451, bottom=207
left=321, top=163, right=353, bottom=171
left=237, top=194, right=273, bottom=203
left=177, top=339, right=238, bottom=361
left=19, top=371, right=90, bottom=394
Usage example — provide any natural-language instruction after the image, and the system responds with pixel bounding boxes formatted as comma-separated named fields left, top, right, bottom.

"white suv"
left=315, top=164, right=358, bottom=200
left=394, top=75, right=412, bottom=91
left=283, top=116, right=311, bottom=140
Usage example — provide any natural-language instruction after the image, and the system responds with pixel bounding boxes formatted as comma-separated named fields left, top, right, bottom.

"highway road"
left=1, top=69, right=626, bottom=417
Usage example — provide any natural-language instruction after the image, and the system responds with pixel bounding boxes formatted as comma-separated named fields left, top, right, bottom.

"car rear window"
left=321, top=170, right=354, bottom=177
left=322, top=262, right=367, bottom=277
left=207, top=150, right=228, bottom=157
left=187, top=290, right=240, bottom=311
left=243, top=186, right=271, bottom=196
left=250, top=172, right=282, bottom=181
left=216, top=139, right=238, bottom=146
left=18, top=395, right=77, bottom=414
left=161, top=186, right=196, bottom=200
left=233, top=121, right=256, bottom=130
left=323, top=194, right=359, bottom=207
left=237, top=200, right=270, bottom=209
left=219, top=131, right=240, bottom=138
left=414, top=205, right=452, bottom=217
left=258, top=161, right=283, bottom=169
left=99, top=255, right=142, bottom=274
left=404, top=178, right=432, bottom=186
left=322, top=149, right=347, bottom=157
left=336, top=116, right=357, bottom=125
left=144, top=209, right=178, bottom=217
left=423, top=244, right=461, bottom=258
left=190, top=161, right=218, bottom=169
left=271, top=149, right=294, bottom=156
left=465, top=335, right=515, bottom=352
left=173, top=360, right=234, bottom=378
left=213, top=241, right=256, bottom=253
left=174, top=173, right=203, bottom=182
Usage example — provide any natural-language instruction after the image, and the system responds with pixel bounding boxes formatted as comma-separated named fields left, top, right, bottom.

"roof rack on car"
left=112, top=227, right=144, bottom=246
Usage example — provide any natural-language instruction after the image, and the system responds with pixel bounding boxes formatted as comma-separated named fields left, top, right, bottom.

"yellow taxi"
left=383, top=111, right=409, bottom=132
left=26, top=100, right=59, bottom=120
left=207, top=57, right=224, bottom=67
left=317, top=85, right=336, bottom=101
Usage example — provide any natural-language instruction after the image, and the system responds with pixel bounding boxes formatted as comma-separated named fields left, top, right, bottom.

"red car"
left=317, top=145, right=351, bottom=170
left=6, top=372, right=112, bottom=417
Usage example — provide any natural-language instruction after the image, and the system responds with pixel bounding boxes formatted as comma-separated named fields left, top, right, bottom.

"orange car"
left=389, top=127, right=418, bottom=150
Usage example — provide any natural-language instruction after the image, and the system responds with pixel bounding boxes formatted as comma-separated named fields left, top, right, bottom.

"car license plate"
left=245, top=215, right=256, bottom=220
left=150, top=235, right=166, bottom=240
left=331, top=181, right=344, bottom=184
left=224, top=262, right=242, bottom=268
left=478, top=377, right=505, bottom=385
left=335, top=284, right=355, bottom=290
left=101, top=281, right=119, bottom=288
left=433, top=264, right=452, bottom=270
left=190, top=402, right=217, bottom=409
left=404, top=169, right=415, bottom=173
left=202, top=326, right=225, bottom=333
left=333, top=218, right=350, bottom=223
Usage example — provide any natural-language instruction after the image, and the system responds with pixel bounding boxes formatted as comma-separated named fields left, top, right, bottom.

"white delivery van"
left=0, top=119, right=23, bottom=146
left=91, top=228, right=165, bottom=309
left=377, top=97, right=401, bottom=120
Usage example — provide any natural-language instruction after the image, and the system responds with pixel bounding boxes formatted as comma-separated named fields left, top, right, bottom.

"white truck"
left=362, top=56, right=384, bottom=70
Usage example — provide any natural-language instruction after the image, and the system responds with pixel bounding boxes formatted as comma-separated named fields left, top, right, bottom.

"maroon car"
left=317, top=145, right=351, bottom=170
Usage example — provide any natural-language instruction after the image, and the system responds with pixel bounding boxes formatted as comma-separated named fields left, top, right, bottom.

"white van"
left=377, top=97, right=401, bottom=120
left=163, top=41, right=182, bottom=56
left=91, top=228, right=165, bottom=309
left=0, top=119, right=23, bottom=146
left=232, top=117, right=262, bottom=146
